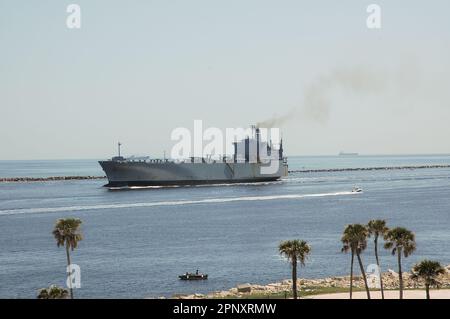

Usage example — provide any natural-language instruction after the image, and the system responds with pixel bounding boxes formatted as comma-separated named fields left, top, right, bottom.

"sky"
left=1, top=0, right=450, bottom=159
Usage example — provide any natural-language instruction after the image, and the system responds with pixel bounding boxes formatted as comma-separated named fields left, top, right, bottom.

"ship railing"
left=147, top=159, right=172, bottom=163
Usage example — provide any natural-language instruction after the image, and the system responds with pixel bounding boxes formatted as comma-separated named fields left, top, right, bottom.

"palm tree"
left=384, top=227, right=416, bottom=299
left=37, top=285, right=69, bottom=299
left=52, top=218, right=83, bottom=299
left=341, top=224, right=371, bottom=299
left=367, top=219, right=389, bottom=299
left=279, top=239, right=311, bottom=299
left=411, top=260, right=445, bottom=299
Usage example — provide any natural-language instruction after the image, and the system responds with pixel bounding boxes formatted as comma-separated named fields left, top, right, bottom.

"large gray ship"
left=99, top=127, right=288, bottom=187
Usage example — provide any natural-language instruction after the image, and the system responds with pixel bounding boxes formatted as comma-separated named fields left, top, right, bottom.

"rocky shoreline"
left=0, top=176, right=106, bottom=183
left=174, top=265, right=450, bottom=299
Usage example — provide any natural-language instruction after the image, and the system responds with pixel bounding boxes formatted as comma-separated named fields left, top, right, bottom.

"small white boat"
left=352, top=186, right=363, bottom=193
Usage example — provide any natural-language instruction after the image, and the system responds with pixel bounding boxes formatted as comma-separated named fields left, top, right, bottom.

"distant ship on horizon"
left=338, top=151, right=359, bottom=156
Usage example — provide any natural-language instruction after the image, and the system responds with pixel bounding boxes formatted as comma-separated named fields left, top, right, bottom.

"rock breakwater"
left=0, top=176, right=106, bottom=183
left=289, top=164, right=450, bottom=174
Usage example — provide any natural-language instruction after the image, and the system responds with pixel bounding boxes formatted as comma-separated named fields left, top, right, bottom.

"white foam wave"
left=111, top=181, right=285, bottom=190
left=0, top=191, right=357, bottom=216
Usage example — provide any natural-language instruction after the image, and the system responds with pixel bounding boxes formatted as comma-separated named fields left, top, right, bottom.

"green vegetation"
left=367, top=219, right=389, bottom=299
left=384, top=227, right=416, bottom=299
left=278, top=240, right=311, bottom=299
left=271, top=222, right=448, bottom=300
left=341, top=224, right=371, bottom=299
left=52, top=218, right=83, bottom=299
left=37, top=285, right=69, bottom=299
left=411, top=260, right=446, bottom=299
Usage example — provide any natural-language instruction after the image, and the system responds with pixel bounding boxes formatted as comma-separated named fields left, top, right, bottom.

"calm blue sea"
left=0, top=155, right=450, bottom=298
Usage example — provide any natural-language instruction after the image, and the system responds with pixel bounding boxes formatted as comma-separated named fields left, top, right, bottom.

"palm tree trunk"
left=374, top=237, right=385, bottom=299
left=398, top=249, right=403, bottom=300
left=356, top=252, right=371, bottom=299
left=66, top=245, right=73, bottom=299
left=292, top=258, right=298, bottom=299
left=425, top=284, right=430, bottom=299
left=349, top=251, right=354, bottom=299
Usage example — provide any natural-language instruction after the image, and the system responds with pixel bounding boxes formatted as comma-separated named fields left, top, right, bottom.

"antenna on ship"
left=118, top=142, right=122, bottom=157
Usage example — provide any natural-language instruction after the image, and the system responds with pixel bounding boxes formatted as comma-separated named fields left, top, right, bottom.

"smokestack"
left=279, top=138, right=283, bottom=160
left=256, top=127, right=260, bottom=163
left=245, top=137, right=250, bottom=163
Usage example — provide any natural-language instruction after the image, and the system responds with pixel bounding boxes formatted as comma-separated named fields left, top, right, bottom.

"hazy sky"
left=1, top=0, right=450, bottom=159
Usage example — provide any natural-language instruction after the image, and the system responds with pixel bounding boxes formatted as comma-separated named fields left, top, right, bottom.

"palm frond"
left=279, top=239, right=311, bottom=267
left=411, top=259, right=446, bottom=288
left=367, top=219, right=389, bottom=238
left=52, top=218, right=83, bottom=250
left=341, top=224, right=368, bottom=254
left=37, top=285, right=69, bottom=299
left=384, top=227, right=416, bottom=258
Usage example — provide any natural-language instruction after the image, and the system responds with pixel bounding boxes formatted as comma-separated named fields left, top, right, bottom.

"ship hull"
left=99, top=160, right=288, bottom=187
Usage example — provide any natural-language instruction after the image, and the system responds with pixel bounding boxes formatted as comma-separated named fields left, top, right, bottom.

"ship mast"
left=118, top=142, right=122, bottom=157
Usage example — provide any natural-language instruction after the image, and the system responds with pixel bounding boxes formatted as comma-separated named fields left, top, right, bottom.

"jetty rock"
left=172, top=268, right=450, bottom=299
left=236, top=284, right=252, bottom=293
left=387, top=269, right=398, bottom=276
left=0, top=176, right=106, bottom=183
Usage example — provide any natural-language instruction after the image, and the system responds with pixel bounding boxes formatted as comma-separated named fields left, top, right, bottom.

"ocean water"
left=0, top=155, right=450, bottom=298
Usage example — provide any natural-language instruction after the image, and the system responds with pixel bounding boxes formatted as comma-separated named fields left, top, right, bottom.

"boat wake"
left=108, top=180, right=285, bottom=190
left=0, top=191, right=358, bottom=216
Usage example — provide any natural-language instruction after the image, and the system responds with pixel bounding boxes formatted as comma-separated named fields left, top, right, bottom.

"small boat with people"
left=179, top=270, right=208, bottom=280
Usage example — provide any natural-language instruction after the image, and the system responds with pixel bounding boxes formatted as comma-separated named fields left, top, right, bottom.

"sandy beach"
left=308, top=289, right=450, bottom=299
